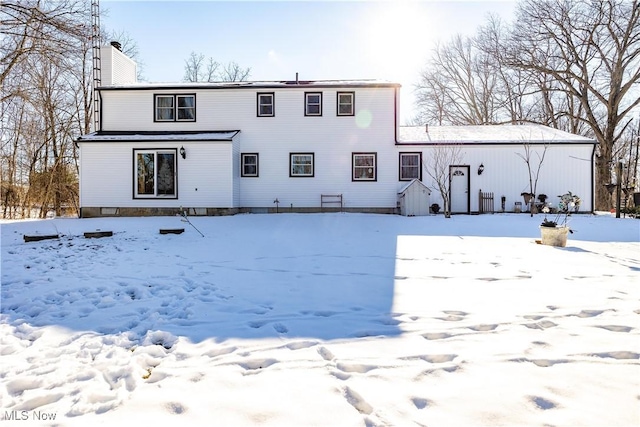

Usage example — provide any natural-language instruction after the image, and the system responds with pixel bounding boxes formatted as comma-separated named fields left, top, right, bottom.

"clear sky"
left=101, top=1, right=517, bottom=123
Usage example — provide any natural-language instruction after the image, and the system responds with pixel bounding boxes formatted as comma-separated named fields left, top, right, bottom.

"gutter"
left=591, top=142, right=597, bottom=213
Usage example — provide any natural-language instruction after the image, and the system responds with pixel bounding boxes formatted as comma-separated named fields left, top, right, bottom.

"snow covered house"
left=77, top=44, right=597, bottom=217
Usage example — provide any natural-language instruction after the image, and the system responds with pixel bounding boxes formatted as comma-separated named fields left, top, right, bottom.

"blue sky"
left=102, top=1, right=517, bottom=122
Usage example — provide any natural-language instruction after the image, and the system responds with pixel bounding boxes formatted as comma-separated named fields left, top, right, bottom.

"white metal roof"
left=77, top=131, right=239, bottom=142
left=398, top=178, right=431, bottom=195
left=398, top=124, right=596, bottom=144
left=99, top=79, right=400, bottom=90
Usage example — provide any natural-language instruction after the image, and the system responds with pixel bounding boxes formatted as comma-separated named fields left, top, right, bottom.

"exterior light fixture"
left=477, top=163, right=484, bottom=175
left=180, top=146, right=186, bottom=159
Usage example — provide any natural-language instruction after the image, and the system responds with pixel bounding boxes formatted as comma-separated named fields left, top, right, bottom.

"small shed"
left=398, top=179, right=431, bottom=216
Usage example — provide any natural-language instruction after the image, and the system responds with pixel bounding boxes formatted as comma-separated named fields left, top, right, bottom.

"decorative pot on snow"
left=540, top=226, right=569, bottom=247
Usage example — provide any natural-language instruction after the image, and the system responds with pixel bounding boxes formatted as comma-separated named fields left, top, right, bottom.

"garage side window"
left=399, top=152, right=422, bottom=181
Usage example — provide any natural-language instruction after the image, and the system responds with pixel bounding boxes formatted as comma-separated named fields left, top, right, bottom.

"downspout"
left=98, top=89, right=103, bottom=132
left=394, top=86, right=399, bottom=143
left=590, top=141, right=596, bottom=213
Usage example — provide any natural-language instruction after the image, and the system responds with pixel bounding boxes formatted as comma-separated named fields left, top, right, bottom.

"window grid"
left=305, top=92, right=322, bottom=116
left=155, top=96, right=174, bottom=121
left=176, top=95, right=195, bottom=121
left=257, top=93, right=274, bottom=117
left=352, top=153, right=376, bottom=181
left=154, top=94, right=195, bottom=122
left=241, top=153, right=259, bottom=177
left=399, top=152, right=422, bottom=181
left=337, top=92, right=355, bottom=116
left=134, top=149, right=177, bottom=199
left=290, top=153, right=314, bottom=177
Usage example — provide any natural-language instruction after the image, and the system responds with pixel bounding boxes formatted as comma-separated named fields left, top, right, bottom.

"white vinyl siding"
left=80, top=141, right=235, bottom=208
left=409, top=144, right=594, bottom=213
left=86, top=83, right=593, bottom=213
left=99, top=45, right=137, bottom=86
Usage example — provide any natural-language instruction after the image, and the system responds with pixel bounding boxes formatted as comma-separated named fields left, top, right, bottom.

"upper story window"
left=154, top=94, right=196, bottom=122
left=134, top=149, right=177, bottom=198
left=290, top=153, right=314, bottom=177
left=241, top=153, right=259, bottom=177
left=353, top=152, right=376, bottom=181
left=257, top=92, right=274, bottom=117
left=305, top=92, right=322, bottom=116
left=399, top=152, right=422, bottom=181
left=337, top=92, right=354, bottom=116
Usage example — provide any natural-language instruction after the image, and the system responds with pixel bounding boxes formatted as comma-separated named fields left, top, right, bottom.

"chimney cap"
left=110, top=41, right=122, bottom=51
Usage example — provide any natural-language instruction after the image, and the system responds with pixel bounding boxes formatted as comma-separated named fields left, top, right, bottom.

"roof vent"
left=425, top=124, right=429, bottom=133
left=110, top=41, right=122, bottom=51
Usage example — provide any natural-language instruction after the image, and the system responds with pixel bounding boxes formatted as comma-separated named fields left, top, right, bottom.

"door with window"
left=450, top=165, right=469, bottom=213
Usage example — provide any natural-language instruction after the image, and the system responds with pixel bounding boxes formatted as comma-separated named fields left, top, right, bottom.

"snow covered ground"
left=1, top=212, right=639, bottom=426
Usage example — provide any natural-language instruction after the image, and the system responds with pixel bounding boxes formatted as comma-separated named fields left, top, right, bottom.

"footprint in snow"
left=412, top=397, right=430, bottom=409
left=273, top=323, right=288, bottom=334
left=317, top=346, right=335, bottom=361
left=573, top=309, right=605, bottom=318
left=165, top=402, right=187, bottom=415
left=422, top=332, right=454, bottom=340
left=467, top=324, right=498, bottom=332
left=593, top=325, right=633, bottom=332
left=523, top=320, right=557, bottom=330
left=531, top=396, right=557, bottom=410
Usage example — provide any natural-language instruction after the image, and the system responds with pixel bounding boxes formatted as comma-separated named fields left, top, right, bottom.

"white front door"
left=450, top=165, right=469, bottom=213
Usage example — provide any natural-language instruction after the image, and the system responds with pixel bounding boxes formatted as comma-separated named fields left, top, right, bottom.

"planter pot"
left=540, top=226, right=569, bottom=247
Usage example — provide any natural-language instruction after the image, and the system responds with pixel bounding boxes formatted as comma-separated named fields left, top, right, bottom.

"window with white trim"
left=241, top=153, right=259, bottom=177
left=154, top=94, right=195, bottom=122
left=134, top=149, right=177, bottom=198
left=399, top=152, right=422, bottom=181
left=337, top=92, right=354, bottom=116
left=305, top=92, right=322, bottom=116
left=290, top=153, right=314, bottom=177
left=257, top=93, right=274, bottom=117
left=353, top=153, right=376, bottom=181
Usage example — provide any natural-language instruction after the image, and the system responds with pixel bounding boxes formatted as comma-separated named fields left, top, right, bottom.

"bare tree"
left=504, top=0, right=640, bottom=210
left=0, top=0, right=97, bottom=218
left=183, top=51, right=250, bottom=82
left=516, top=143, right=549, bottom=215
left=0, top=0, right=88, bottom=92
left=415, top=28, right=528, bottom=126
left=422, top=145, right=464, bottom=218
left=220, top=61, right=251, bottom=82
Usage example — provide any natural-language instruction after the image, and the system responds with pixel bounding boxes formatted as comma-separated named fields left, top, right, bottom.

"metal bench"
left=321, top=194, right=343, bottom=212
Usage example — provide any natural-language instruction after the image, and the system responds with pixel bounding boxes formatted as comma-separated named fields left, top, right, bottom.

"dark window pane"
left=137, top=153, right=155, bottom=194
left=156, top=153, right=175, bottom=195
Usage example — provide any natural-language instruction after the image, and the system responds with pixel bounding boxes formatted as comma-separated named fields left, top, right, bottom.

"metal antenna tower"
left=91, top=0, right=101, bottom=132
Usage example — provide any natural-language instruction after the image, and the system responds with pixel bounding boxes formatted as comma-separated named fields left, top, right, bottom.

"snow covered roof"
left=398, top=124, right=596, bottom=145
left=98, top=79, right=400, bottom=91
left=77, top=130, right=240, bottom=142
left=398, top=178, right=431, bottom=195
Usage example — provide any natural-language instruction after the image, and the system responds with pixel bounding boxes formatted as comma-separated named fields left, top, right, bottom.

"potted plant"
left=539, top=192, right=577, bottom=247
left=521, top=192, right=534, bottom=209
